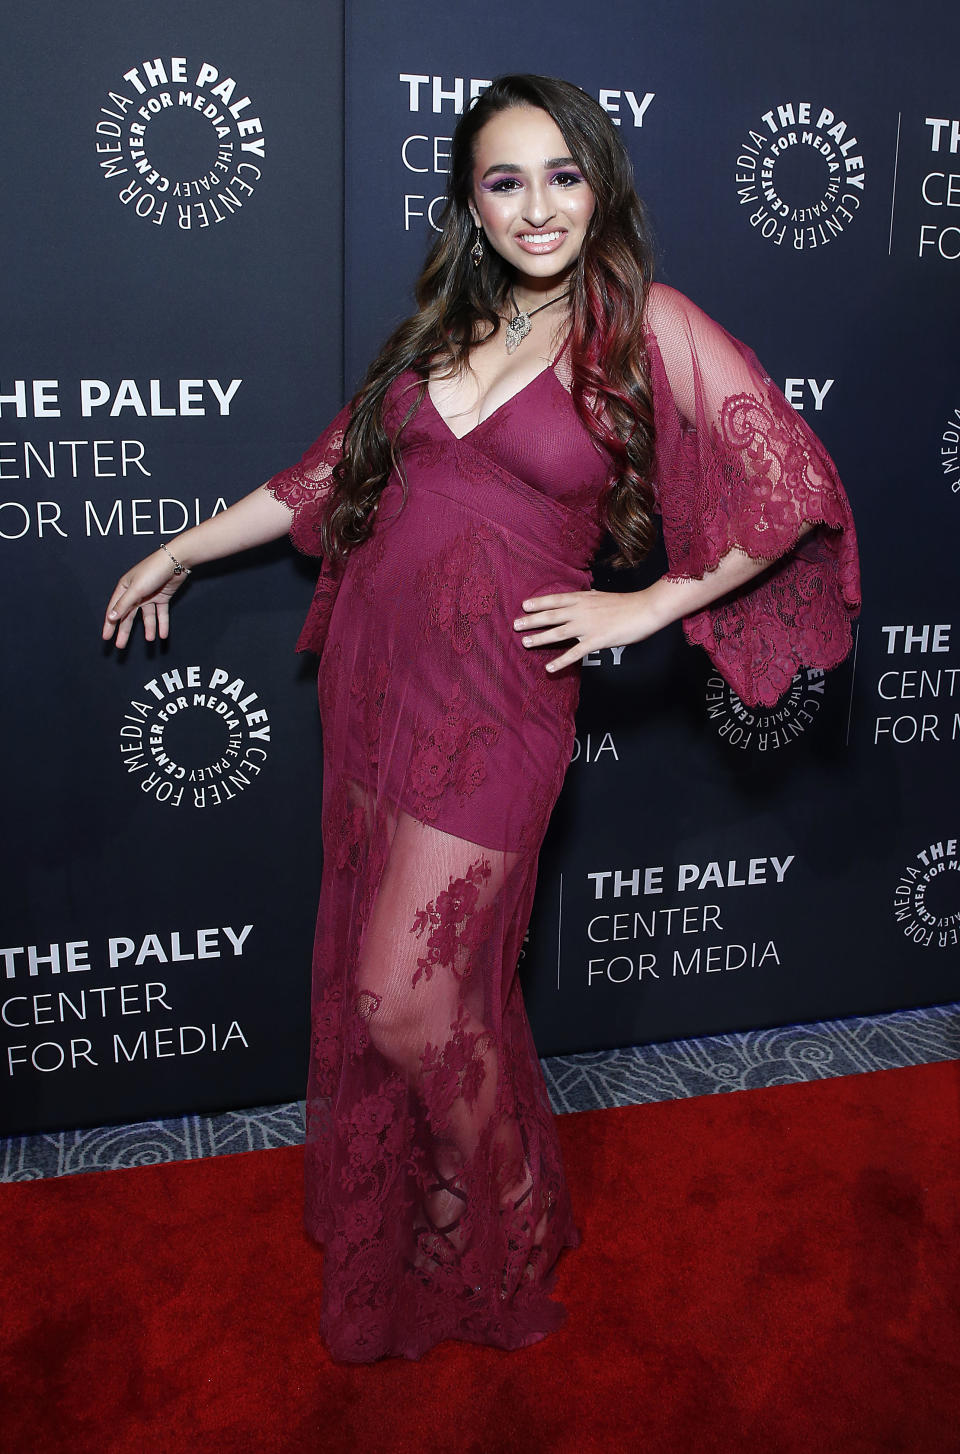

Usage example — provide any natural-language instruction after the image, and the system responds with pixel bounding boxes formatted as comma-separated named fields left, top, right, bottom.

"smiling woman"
left=102, top=73, right=860, bottom=1363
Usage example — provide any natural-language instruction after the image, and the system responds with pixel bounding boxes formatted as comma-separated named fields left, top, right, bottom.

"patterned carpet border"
left=3, top=1000, right=958, bottom=1182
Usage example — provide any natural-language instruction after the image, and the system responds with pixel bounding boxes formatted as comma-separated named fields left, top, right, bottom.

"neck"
left=509, top=268, right=574, bottom=314
left=510, top=284, right=570, bottom=316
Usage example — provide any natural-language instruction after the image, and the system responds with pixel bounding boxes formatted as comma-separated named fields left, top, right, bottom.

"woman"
left=103, top=75, right=860, bottom=1362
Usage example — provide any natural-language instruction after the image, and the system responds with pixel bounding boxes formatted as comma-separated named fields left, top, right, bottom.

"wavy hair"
left=320, top=74, right=658, bottom=568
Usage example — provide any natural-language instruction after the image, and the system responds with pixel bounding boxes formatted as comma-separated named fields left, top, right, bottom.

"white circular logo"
left=893, top=838, right=960, bottom=949
left=705, top=669, right=826, bottom=751
left=95, top=56, right=266, bottom=229
left=734, top=101, right=866, bottom=250
left=119, top=664, right=271, bottom=808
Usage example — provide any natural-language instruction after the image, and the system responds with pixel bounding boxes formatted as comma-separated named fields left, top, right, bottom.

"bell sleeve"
left=644, top=283, right=861, bottom=707
left=262, top=402, right=352, bottom=655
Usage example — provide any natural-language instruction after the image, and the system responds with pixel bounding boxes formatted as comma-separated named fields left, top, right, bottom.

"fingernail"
left=546, top=663, right=556, bottom=672
left=109, top=610, right=117, bottom=618
left=513, top=619, right=523, bottom=629
left=522, top=637, right=531, bottom=647
left=522, top=601, right=533, bottom=610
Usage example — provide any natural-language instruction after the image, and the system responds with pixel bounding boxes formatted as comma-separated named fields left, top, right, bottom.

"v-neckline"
left=425, top=361, right=558, bottom=442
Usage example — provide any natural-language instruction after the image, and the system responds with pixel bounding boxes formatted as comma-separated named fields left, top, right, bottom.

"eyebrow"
left=480, top=155, right=579, bottom=178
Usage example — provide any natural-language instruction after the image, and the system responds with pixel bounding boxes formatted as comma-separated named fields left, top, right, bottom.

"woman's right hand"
left=100, top=481, right=298, bottom=647
left=102, top=550, right=188, bottom=648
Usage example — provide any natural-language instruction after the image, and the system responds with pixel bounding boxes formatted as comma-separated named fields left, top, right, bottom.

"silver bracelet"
left=160, top=542, right=191, bottom=576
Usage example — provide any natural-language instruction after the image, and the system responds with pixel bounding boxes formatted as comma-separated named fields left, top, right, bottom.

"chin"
left=511, top=249, right=578, bottom=277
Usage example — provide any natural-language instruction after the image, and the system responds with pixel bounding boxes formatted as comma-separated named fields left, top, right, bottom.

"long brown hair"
left=320, top=74, right=658, bottom=569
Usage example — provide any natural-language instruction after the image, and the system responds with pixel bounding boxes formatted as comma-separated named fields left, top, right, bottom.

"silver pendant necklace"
left=504, top=287, right=570, bottom=354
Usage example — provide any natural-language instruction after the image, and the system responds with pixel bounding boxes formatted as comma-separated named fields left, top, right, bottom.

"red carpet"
left=3, top=1060, right=959, bottom=1454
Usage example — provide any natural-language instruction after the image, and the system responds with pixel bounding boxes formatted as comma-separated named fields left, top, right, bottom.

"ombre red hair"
left=320, top=74, right=658, bottom=569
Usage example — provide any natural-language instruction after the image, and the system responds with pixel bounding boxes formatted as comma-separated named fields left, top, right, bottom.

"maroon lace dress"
left=264, top=283, right=860, bottom=1363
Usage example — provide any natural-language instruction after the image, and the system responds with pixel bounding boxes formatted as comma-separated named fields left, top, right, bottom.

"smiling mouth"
left=515, top=229, right=566, bottom=245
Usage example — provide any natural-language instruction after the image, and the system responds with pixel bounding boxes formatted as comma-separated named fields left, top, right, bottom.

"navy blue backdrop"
left=1, top=0, right=957, bottom=1134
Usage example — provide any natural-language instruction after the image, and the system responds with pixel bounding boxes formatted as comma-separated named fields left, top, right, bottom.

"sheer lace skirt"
left=304, top=784, right=579, bottom=1362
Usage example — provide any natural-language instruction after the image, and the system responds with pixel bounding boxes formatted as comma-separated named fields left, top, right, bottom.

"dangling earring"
left=470, top=225, right=484, bottom=267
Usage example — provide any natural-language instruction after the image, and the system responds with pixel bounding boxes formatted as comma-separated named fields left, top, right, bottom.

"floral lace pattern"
left=348, top=531, right=389, bottom=607
left=416, top=525, right=498, bottom=656
left=326, top=775, right=368, bottom=876
left=408, top=683, right=501, bottom=823
left=294, top=561, right=343, bottom=658
left=418, top=1003, right=493, bottom=1125
left=410, top=855, right=495, bottom=986
left=661, top=390, right=854, bottom=573
left=656, top=394, right=861, bottom=704
left=263, top=404, right=353, bottom=658
left=263, top=407, right=349, bottom=559
left=349, top=659, right=390, bottom=773
left=645, top=283, right=860, bottom=707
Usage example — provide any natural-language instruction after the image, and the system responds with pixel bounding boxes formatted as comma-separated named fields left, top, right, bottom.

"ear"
left=467, top=198, right=481, bottom=229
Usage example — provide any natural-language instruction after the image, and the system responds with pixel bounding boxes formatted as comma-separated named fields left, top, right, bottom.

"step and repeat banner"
left=1, top=0, right=345, bottom=1135
left=2, top=0, right=958, bottom=1133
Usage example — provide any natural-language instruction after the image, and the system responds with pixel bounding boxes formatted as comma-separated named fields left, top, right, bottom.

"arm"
left=513, top=544, right=772, bottom=672
left=102, top=484, right=298, bottom=648
left=517, top=285, right=860, bottom=698
left=103, top=401, right=352, bottom=649
left=643, top=283, right=838, bottom=575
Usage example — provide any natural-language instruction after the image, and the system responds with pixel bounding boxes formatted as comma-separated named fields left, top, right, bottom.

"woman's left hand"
left=513, top=588, right=660, bottom=672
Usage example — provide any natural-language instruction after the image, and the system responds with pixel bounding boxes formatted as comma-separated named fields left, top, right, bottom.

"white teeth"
left=517, top=230, right=564, bottom=243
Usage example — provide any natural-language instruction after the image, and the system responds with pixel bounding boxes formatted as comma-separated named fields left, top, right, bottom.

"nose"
left=522, top=180, right=555, bottom=228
